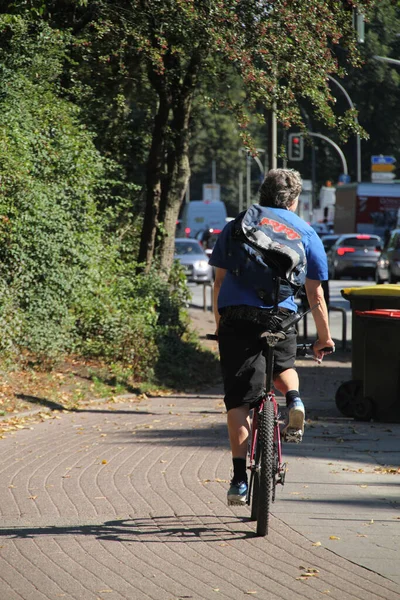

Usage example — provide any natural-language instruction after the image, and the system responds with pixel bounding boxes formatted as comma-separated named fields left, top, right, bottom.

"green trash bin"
left=351, top=309, right=400, bottom=423
left=336, top=285, right=400, bottom=419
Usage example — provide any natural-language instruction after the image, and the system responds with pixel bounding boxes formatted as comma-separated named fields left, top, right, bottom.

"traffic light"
left=288, top=133, right=304, bottom=161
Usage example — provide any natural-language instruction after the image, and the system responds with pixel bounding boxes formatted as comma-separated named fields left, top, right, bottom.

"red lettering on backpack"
left=259, top=218, right=301, bottom=240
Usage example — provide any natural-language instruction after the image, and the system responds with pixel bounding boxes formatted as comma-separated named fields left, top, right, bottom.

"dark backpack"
left=229, top=205, right=307, bottom=305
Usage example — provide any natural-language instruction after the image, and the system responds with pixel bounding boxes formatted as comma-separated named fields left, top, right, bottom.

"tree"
left=13, top=0, right=378, bottom=275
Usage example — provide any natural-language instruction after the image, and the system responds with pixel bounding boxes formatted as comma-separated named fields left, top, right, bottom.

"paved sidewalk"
left=0, top=308, right=399, bottom=599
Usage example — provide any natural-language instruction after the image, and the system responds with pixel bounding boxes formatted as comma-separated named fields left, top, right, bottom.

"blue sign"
left=338, top=173, right=351, bottom=184
left=371, top=155, right=396, bottom=165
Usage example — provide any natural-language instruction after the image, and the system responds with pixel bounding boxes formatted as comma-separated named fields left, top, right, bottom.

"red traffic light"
left=288, top=133, right=304, bottom=161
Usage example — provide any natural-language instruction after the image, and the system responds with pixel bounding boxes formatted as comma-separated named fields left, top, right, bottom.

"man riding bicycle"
left=209, top=168, right=335, bottom=506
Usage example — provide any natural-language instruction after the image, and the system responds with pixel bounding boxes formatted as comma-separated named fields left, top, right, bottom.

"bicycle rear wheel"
left=249, top=424, right=260, bottom=521
left=256, top=401, right=274, bottom=536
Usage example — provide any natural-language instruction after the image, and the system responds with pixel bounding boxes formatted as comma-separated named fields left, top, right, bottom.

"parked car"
left=375, top=228, right=400, bottom=284
left=174, top=238, right=213, bottom=283
left=320, top=234, right=340, bottom=253
left=311, top=221, right=334, bottom=236
left=327, top=233, right=382, bottom=279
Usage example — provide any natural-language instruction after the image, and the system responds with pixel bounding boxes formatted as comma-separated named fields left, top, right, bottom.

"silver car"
left=327, top=234, right=382, bottom=279
left=174, top=238, right=213, bottom=283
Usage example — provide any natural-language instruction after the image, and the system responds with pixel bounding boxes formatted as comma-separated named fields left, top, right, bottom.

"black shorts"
left=218, top=309, right=297, bottom=412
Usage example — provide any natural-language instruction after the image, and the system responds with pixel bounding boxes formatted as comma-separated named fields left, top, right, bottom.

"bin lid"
left=355, top=309, right=400, bottom=319
left=341, top=284, right=400, bottom=300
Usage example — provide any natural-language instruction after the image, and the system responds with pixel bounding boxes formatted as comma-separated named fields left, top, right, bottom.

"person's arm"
left=305, top=277, right=335, bottom=361
left=213, top=267, right=227, bottom=334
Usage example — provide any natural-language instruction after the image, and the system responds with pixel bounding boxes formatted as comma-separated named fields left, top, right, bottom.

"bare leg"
left=273, top=368, right=299, bottom=396
left=273, top=368, right=304, bottom=443
left=227, top=405, right=251, bottom=459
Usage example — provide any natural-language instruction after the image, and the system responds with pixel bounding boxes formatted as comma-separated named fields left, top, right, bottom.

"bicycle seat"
left=260, top=329, right=287, bottom=348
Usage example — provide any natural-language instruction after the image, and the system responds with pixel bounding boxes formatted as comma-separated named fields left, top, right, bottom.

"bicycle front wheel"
left=256, top=401, right=274, bottom=536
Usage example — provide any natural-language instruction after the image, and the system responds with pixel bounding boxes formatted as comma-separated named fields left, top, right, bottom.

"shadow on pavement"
left=0, top=515, right=255, bottom=542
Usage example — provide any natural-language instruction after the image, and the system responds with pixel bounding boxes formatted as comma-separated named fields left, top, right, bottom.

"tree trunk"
left=137, top=90, right=171, bottom=271
left=157, top=54, right=202, bottom=277
left=158, top=103, right=192, bottom=277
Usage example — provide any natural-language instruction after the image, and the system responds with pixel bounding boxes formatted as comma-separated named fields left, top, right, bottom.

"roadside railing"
left=300, top=304, right=347, bottom=351
left=202, top=282, right=214, bottom=312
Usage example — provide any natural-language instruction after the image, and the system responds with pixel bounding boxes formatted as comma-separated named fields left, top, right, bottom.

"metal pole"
left=282, top=130, right=288, bottom=169
left=328, top=75, right=361, bottom=183
left=212, top=160, right=216, bottom=184
left=238, top=149, right=243, bottom=212
left=246, top=154, right=251, bottom=208
left=253, top=156, right=264, bottom=176
left=271, top=103, right=278, bottom=170
left=185, top=179, right=190, bottom=204
left=266, top=106, right=277, bottom=171
left=373, top=55, right=400, bottom=66
left=306, top=132, right=348, bottom=176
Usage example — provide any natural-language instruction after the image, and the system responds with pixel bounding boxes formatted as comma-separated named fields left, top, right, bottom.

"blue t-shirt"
left=209, top=206, right=328, bottom=313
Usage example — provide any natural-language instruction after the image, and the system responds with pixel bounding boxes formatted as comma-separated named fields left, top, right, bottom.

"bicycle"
left=208, top=308, right=333, bottom=537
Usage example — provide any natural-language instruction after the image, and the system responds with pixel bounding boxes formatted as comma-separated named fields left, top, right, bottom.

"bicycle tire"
left=249, top=428, right=260, bottom=521
left=256, top=401, right=274, bottom=536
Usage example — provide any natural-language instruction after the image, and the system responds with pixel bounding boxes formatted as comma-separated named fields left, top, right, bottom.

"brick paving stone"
left=0, top=391, right=399, bottom=600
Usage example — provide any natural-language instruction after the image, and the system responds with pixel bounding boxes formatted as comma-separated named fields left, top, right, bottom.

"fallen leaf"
left=312, top=541, right=321, bottom=547
left=29, top=495, right=37, bottom=500
left=329, top=536, right=340, bottom=540
left=101, top=459, right=107, bottom=464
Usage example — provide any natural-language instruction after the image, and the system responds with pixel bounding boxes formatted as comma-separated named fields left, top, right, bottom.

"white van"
left=177, top=200, right=228, bottom=238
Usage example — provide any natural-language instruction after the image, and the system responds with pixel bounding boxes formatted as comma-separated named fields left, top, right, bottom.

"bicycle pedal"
left=283, top=429, right=303, bottom=444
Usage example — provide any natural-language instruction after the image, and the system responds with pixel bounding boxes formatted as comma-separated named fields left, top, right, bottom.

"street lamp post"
left=238, top=148, right=266, bottom=211
left=328, top=75, right=361, bottom=183
left=373, top=55, right=400, bottom=66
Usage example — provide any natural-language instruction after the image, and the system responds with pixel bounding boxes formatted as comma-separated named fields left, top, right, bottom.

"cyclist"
left=209, top=168, right=335, bottom=506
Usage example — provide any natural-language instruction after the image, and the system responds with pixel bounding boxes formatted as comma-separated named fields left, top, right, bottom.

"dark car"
left=195, top=228, right=222, bottom=257
left=320, top=234, right=340, bottom=253
left=327, top=233, right=382, bottom=280
left=174, top=238, right=213, bottom=283
left=375, top=228, right=400, bottom=284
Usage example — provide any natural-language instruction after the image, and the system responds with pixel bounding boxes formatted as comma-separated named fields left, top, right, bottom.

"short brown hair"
left=259, top=168, right=302, bottom=209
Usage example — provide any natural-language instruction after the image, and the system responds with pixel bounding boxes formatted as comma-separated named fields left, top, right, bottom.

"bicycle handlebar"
left=207, top=334, right=335, bottom=356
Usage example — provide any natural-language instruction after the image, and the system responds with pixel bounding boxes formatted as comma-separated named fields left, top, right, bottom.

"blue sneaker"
left=227, top=481, right=248, bottom=506
left=282, top=398, right=305, bottom=443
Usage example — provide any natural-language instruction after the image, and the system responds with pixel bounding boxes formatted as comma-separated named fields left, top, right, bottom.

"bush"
left=0, top=15, right=220, bottom=391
